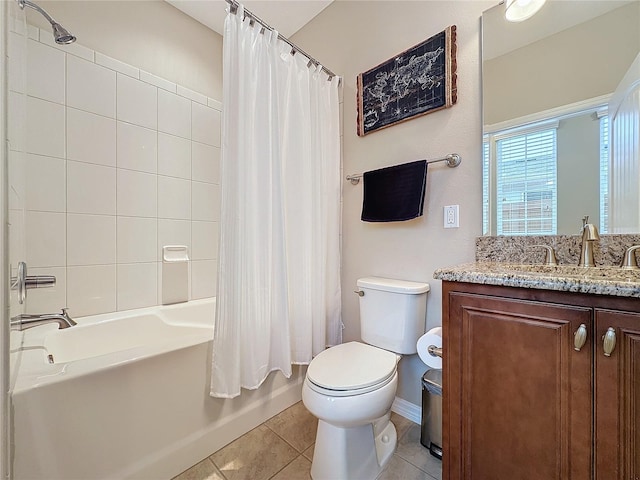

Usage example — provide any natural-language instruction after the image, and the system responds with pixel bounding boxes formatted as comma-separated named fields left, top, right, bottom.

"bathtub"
left=11, top=299, right=305, bottom=479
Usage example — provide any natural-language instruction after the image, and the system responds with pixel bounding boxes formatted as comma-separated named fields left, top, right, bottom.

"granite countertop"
left=434, top=262, right=640, bottom=298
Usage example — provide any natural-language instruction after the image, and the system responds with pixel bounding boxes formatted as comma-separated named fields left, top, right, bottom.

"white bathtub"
left=11, top=299, right=305, bottom=480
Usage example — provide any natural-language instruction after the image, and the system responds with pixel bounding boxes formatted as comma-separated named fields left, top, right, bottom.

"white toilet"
left=302, top=277, right=429, bottom=480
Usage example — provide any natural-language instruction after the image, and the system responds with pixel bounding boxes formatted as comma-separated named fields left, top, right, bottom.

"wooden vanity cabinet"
left=442, top=281, right=640, bottom=480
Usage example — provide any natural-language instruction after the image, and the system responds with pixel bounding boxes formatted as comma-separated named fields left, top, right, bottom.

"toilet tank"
left=357, top=277, right=430, bottom=354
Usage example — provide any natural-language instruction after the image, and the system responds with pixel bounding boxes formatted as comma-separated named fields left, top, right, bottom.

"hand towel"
left=361, top=160, right=427, bottom=222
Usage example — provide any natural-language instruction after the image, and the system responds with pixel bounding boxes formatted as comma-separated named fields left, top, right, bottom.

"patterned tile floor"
left=172, top=401, right=442, bottom=480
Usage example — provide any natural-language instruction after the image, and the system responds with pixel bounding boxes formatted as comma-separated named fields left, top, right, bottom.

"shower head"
left=50, top=22, right=76, bottom=45
left=18, top=0, right=76, bottom=45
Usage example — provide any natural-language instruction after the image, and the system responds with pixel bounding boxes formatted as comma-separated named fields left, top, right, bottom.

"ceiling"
left=483, top=0, right=634, bottom=60
left=167, top=0, right=334, bottom=38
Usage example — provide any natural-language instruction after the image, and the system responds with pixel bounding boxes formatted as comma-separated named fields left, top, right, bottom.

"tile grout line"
left=205, top=456, right=229, bottom=480
left=265, top=453, right=306, bottom=480
left=262, top=421, right=312, bottom=456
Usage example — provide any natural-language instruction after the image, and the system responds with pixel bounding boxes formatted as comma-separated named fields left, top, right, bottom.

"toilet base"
left=310, top=414, right=397, bottom=480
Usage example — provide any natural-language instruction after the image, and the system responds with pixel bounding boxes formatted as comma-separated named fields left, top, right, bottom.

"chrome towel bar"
left=345, top=153, right=461, bottom=185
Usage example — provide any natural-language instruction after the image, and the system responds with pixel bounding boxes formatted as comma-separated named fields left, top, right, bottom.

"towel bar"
left=346, top=153, right=461, bottom=185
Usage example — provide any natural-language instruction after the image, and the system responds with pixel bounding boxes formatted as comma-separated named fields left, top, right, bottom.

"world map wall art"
left=356, top=25, right=457, bottom=136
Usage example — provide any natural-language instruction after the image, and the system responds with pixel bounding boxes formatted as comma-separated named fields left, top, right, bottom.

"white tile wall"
left=117, top=263, right=157, bottom=311
left=67, top=265, right=116, bottom=317
left=67, top=214, right=116, bottom=266
left=26, top=211, right=66, bottom=267
left=192, top=142, right=220, bottom=184
left=67, top=108, right=116, bottom=166
left=23, top=34, right=222, bottom=316
left=158, top=90, right=191, bottom=139
left=158, top=176, right=191, bottom=220
left=27, top=39, right=64, bottom=104
left=192, top=102, right=221, bottom=147
left=117, top=169, right=157, bottom=218
left=116, top=217, right=157, bottom=264
left=117, top=122, right=157, bottom=173
left=25, top=153, right=65, bottom=212
left=26, top=97, right=65, bottom=157
left=67, top=161, right=116, bottom=215
left=117, top=74, right=157, bottom=130
left=158, top=133, right=191, bottom=179
left=192, top=182, right=220, bottom=222
left=67, top=55, right=115, bottom=117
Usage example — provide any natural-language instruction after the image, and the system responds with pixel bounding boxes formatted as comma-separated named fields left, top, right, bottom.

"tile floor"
left=172, top=401, right=442, bottom=480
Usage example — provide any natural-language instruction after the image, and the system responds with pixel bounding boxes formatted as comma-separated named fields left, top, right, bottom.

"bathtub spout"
left=11, top=308, right=76, bottom=331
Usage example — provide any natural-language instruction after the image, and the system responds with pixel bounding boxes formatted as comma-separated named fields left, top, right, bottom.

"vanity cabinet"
left=441, top=282, right=640, bottom=480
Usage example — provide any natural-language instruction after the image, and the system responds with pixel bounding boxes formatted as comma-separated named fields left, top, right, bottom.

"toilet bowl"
left=302, top=277, right=429, bottom=480
left=302, top=342, right=400, bottom=480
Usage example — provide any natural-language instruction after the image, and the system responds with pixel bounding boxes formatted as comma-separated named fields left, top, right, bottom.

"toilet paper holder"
left=428, top=345, right=443, bottom=359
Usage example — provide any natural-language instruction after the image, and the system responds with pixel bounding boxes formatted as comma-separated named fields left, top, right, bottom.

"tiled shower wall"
left=11, top=24, right=221, bottom=317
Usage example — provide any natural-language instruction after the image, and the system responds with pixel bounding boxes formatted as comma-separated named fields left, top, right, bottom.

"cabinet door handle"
left=603, top=327, right=616, bottom=357
left=573, top=323, right=588, bottom=351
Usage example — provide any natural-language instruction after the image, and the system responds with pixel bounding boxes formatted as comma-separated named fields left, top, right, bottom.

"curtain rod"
left=224, top=0, right=338, bottom=80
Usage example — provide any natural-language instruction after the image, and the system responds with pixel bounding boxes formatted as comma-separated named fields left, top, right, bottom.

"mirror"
left=482, top=0, right=640, bottom=235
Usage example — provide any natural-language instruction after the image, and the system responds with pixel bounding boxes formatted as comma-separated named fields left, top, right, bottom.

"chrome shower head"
left=18, top=0, right=76, bottom=45
left=51, top=22, right=76, bottom=45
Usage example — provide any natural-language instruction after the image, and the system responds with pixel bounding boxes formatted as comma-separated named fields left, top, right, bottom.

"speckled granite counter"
left=476, top=234, right=640, bottom=267
left=434, top=262, right=640, bottom=298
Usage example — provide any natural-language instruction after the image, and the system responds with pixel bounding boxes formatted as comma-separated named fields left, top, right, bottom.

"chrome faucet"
left=11, top=308, right=76, bottom=331
left=578, top=215, right=600, bottom=267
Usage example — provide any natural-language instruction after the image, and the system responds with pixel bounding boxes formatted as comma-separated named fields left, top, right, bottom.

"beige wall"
left=23, top=0, right=223, bottom=99
left=484, top=2, right=640, bottom=125
left=24, top=0, right=490, bottom=405
left=557, top=113, right=601, bottom=233
left=293, top=0, right=492, bottom=405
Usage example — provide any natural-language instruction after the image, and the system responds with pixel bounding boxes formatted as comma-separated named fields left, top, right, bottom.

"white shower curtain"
left=210, top=5, right=342, bottom=399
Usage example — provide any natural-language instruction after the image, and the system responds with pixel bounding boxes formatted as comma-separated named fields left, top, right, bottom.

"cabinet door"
left=595, top=310, right=640, bottom=480
left=444, top=291, right=593, bottom=480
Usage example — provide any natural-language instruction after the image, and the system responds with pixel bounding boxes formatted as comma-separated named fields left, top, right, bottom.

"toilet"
left=302, top=277, right=429, bottom=480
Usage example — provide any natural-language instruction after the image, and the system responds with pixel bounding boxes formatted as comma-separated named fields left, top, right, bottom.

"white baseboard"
left=391, top=397, right=421, bottom=424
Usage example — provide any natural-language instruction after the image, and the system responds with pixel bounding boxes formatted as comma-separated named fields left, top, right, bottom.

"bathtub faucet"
left=11, top=308, right=76, bottom=331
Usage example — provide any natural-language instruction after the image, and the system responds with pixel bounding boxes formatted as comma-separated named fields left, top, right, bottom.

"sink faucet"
left=578, top=215, right=600, bottom=267
left=11, top=308, right=76, bottom=331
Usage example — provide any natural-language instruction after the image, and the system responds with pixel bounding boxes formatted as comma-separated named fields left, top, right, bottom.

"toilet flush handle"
left=354, top=290, right=364, bottom=297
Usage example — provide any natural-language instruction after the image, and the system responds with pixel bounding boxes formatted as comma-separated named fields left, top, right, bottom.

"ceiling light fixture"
left=505, top=0, right=547, bottom=22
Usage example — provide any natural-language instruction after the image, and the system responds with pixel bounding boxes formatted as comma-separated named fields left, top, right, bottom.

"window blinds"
left=482, top=139, right=490, bottom=235
left=599, top=115, right=609, bottom=233
left=496, top=128, right=557, bottom=235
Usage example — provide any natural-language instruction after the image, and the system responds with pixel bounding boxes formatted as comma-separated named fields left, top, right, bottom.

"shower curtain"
left=210, top=5, right=342, bottom=398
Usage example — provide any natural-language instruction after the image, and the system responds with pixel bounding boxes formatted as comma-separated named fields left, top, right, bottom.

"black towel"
left=361, top=160, right=427, bottom=222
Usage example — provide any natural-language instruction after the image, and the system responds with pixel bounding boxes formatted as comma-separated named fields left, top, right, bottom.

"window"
left=599, top=114, right=609, bottom=233
left=494, top=126, right=557, bottom=235
left=482, top=138, right=490, bottom=235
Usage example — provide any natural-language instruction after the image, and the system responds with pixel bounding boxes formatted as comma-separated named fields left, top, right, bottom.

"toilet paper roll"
left=417, top=327, right=443, bottom=369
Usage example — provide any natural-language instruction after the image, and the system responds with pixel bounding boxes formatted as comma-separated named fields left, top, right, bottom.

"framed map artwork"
left=356, top=25, right=457, bottom=136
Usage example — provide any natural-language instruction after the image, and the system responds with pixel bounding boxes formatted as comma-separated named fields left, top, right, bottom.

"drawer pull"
left=573, top=323, right=587, bottom=351
left=603, top=327, right=616, bottom=357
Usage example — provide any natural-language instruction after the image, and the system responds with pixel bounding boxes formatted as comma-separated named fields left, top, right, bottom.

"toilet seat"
left=306, top=342, right=398, bottom=397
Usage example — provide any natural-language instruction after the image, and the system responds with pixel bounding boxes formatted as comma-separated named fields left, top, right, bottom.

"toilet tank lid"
left=357, top=277, right=430, bottom=294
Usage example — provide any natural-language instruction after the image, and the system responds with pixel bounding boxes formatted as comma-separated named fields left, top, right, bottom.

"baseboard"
left=391, top=397, right=421, bottom=424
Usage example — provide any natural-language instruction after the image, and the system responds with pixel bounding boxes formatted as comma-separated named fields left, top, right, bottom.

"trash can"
left=421, top=369, right=443, bottom=459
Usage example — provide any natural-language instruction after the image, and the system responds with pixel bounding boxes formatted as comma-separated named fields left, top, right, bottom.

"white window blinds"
left=599, top=114, right=609, bottom=233
left=495, top=127, right=557, bottom=235
left=482, top=138, right=490, bottom=235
